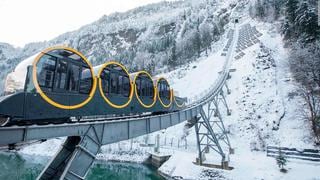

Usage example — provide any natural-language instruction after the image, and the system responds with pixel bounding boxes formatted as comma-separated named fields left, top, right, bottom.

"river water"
left=0, top=152, right=164, bottom=180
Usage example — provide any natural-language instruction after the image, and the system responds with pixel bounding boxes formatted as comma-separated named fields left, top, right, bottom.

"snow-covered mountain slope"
left=10, top=1, right=320, bottom=179
left=18, top=12, right=232, bottom=161
left=18, top=19, right=319, bottom=180
left=0, top=0, right=237, bottom=94
left=0, top=43, right=23, bottom=94
left=158, top=19, right=319, bottom=179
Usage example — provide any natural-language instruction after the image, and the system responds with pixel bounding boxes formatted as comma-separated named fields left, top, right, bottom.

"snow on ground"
left=256, top=22, right=315, bottom=148
left=159, top=30, right=227, bottom=101
left=158, top=18, right=320, bottom=179
left=159, top=150, right=226, bottom=180
left=97, top=140, right=153, bottom=163
left=14, top=15, right=319, bottom=180
left=165, top=51, right=225, bottom=100
left=17, top=19, right=230, bottom=163
left=19, top=138, right=64, bottom=157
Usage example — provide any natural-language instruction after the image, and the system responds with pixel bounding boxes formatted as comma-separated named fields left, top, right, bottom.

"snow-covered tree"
left=199, top=20, right=213, bottom=55
left=168, top=40, right=177, bottom=69
left=295, top=2, right=319, bottom=42
left=255, top=0, right=266, bottom=18
left=273, top=0, right=283, bottom=20
left=289, top=42, right=320, bottom=143
left=285, top=0, right=299, bottom=24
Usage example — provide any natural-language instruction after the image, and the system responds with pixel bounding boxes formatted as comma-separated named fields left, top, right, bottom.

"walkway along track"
left=0, top=26, right=239, bottom=179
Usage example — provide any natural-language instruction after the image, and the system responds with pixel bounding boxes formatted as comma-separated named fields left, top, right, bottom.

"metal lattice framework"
left=192, top=27, right=237, bottom=167
left=195, top=83, right=233, bottom=166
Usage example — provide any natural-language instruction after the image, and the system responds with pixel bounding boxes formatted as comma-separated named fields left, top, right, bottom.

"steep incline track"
left=0, top=26, right=238, bottom=147
left=0, top=24, right=239, bottom=180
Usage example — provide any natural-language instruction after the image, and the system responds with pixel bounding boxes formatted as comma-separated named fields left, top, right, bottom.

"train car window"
left=147, top=80, right=150, bottom=96
left=163, top=84, right=166, bottom=97
left=55, top=60, right=68, bottom=90
left=123, top=76, right=130, bottom=96
left=163, top=83, right=166, bottom=98
left=158, top=82, right=169, bottom=98
left=79, top=66, right=92, bottom=94
left=110, top=73, right=117, bottom=94
left=68, top=64, right=81, bottom=92
left=37, top=54, right=56, bottom=89
left=150, top=82, right=154, bottom=97
left=146, top=82, right=149, bottom=97
left=165, top=84, right=170, bottom=98
left=150, top=82, right=153, bottom=97
left=147, top=81, right=153, bottom=97
left=151, top=82, right=154, bottom=97
left=101, top=70, right=110, bottom=94
left=146, top=81, right=149, bottom=96
left=159, top=83, right=163, bottom=97
left=118, top=75, right=123, bottom=95
left=141, top=79, right=146, bottom=96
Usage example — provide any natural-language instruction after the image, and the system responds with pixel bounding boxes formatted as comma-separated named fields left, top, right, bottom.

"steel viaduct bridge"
left=0, top=24, right=248, bottom=179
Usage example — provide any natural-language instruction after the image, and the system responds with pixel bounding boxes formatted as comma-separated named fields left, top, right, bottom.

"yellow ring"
left=98, top=61, right=134, bottom=109
left=32, top=46, right=97, bottom=110
left=133, top=71, right=156, bottom=108
left=156, top=77, right=172, bottom=108
left=172, top=90, right=184, bottom=108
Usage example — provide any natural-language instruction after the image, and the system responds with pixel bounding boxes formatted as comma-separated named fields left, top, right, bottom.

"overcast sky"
left=0, top=0, right=167, bottom=47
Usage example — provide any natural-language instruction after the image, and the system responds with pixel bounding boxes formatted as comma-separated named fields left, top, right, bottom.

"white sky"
left=0, top=0, right=167, bottom=47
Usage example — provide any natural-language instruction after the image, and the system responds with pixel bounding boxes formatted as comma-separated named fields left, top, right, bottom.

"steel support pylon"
left=37, top=125, right=103, bottom=180
left=195, top=85, right=233, bottom=167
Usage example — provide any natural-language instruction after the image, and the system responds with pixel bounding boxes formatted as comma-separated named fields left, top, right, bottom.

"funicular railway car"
left=0, top=46, right=186, bottom=126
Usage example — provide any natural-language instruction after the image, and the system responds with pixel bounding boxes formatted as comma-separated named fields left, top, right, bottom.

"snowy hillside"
left=159, top=19, right=319, bottom=179
left=18, top=16, right=320, bottom=179
left=4, top=0, right=320, bottom=179
left=0, top=0, right=237, bottom=94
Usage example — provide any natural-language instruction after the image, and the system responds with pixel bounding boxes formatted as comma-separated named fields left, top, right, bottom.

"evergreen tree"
left=282, top=19, right=293, bottom=40
left=273, top=0, right=283, bottom=20
left=282, top=0, right=299, bottom=39
left=285, top=0, right=299, bottom=24
left=276, top=148, right=287, bottom=172
left=212, top=22, right=220, bottom=41
left=199, top=21, right=213, bottom=56
left=249, top=3, right=255, bottom=18
left=195, top=18, right=201, bottom=58
left=168, top=40, right=177, bottom=69
left=256, top=0, right=265, bottom=18
left=296, top=2, right=319, bottom=42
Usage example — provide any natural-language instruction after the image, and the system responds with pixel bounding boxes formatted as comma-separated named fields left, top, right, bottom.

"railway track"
left=0, top=23, right=239, bottom=180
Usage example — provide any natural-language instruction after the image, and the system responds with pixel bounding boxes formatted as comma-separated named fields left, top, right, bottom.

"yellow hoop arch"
left=133, top=71, right=157, bottom=108
left=32, top=46, right=97, bottom=110
left=173, top=90, right=184, bottom=108
left=98, top=61, right=134, bottom=109
left=156, top=77, right=172, bottom=108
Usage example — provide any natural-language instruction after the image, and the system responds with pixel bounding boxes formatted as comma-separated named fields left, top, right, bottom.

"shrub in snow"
left=199, top=169, right=225, bottom=179
left=276, top=148, right=288, bottom=173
